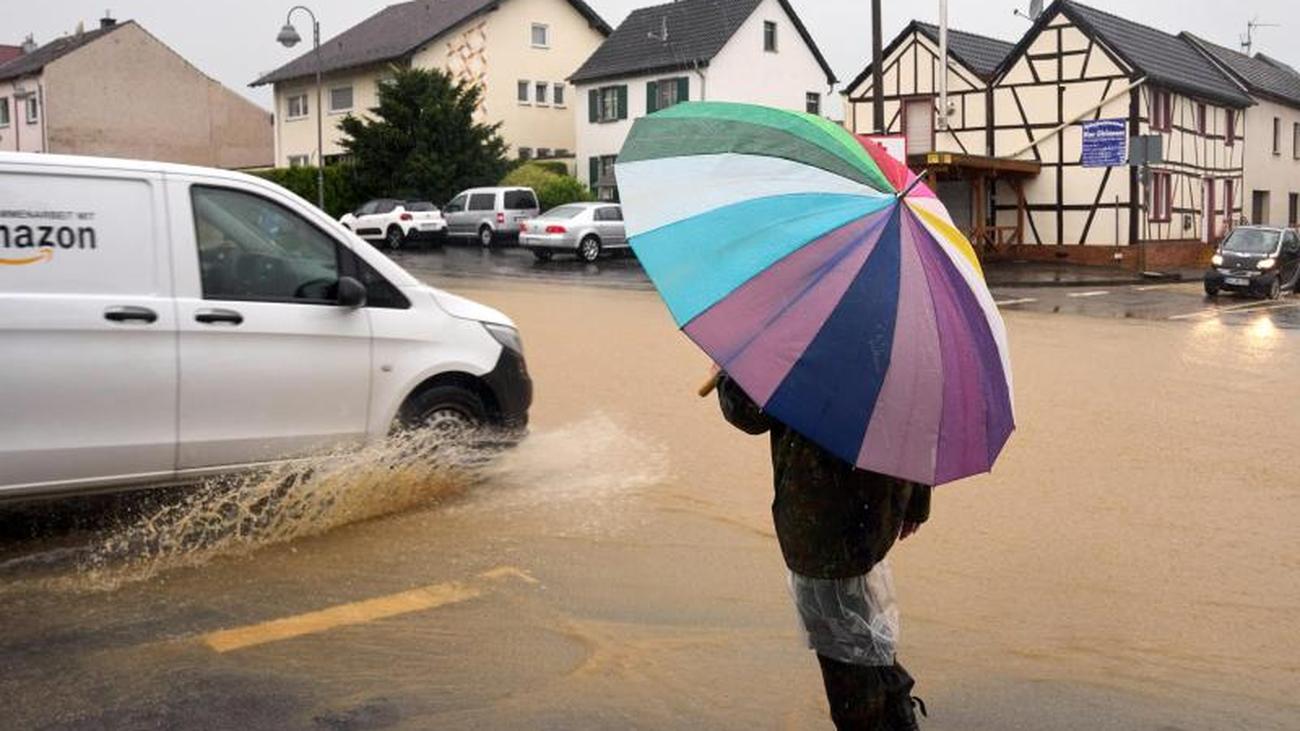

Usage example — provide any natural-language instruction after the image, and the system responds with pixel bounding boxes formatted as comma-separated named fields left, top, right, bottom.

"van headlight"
left=1258, top=258, right=1276, bottom=270
left=1211, top=254, right=1223, bottom=266
left=483, top=323, right=523, bottom=355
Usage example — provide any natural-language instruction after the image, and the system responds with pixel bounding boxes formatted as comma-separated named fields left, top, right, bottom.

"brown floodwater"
left=1, top=279, right=1297, bottom=730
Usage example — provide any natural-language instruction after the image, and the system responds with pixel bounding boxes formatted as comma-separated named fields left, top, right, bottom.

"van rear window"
left=504, top=190, right=538, bottom=210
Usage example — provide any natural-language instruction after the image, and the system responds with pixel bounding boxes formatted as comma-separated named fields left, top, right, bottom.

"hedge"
left=500, top=162, right=592, bottom=212
left=250, top=165, right=364, bottom=219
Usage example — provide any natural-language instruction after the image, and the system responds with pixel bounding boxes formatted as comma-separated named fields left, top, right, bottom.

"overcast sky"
left=8, top=0, right=1298, bottom=113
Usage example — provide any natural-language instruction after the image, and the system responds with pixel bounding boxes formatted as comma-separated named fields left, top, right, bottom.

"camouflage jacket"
left=717, top=374, right=931, bottom=580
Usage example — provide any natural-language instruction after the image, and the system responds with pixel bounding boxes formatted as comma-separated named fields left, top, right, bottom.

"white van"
left=0, top=152, right=532, bottom=500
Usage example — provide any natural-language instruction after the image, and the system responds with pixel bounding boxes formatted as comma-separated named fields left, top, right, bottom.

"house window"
left=517, top=81, right=530, bottom=104
left=1149, top=171, right=1172, bottom=222
left=647, top=77, right=688, bottom=114
left=806, top=92, right=822, bottom=115
left=518, top=147, right=533, bottom=160
left=1195, top=103, right=1206, bottom=135
left=1289, top=193, right=1299, bottom=227
left=1273, top=117, right=1281, bottom=155
left=535, top=82, right=549, bottom=106
left=1150, top=89, right=1172, bottom=132
left=763, top=21, right=778, bottom=52
left=589, top=154, right=619, bottom=199
left=553, top=83, right=566, bottom=107
left=24, top=96, right=39, bottom=124
left=0, top=97, right=9, bottom=128
left=537, top=148, right=552, bottom=159
left=1252, top=190, right=1270, bottom=224
left=288, top=154, right=310, bottom=168
left=286, top=93, right=309, bottom=120
left=1226, top=110, right=1236, bottom=146
left=531, top=23, right=549, bottom=48
left=329, top=86, right=353, bottom=113
left=1294, top=122, right=1299, bottom=160
left=589, top=86, right=627, bottom=123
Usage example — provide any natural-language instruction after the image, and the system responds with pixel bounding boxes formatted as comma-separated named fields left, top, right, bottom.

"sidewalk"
left=981, top=260, right=1199, bottom=288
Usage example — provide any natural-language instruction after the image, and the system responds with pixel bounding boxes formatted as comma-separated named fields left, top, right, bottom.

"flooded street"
left=2, top=255, right=1298, bottom=730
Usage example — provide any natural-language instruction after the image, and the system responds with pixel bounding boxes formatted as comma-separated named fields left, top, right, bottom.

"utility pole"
left=937, top=0, right=949, bottom=131
left=871, top=0, right=884, bottom=132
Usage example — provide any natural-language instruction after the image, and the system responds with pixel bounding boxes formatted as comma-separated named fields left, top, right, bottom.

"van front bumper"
left=484, top=348, right=532, bottom=430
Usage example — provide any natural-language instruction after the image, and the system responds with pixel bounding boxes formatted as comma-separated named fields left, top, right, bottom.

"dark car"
left=1204, top=227, right=1300, bottom=299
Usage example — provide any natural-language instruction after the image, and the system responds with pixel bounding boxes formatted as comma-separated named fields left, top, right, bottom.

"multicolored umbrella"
left=616, top=102, right=1014, bottom=486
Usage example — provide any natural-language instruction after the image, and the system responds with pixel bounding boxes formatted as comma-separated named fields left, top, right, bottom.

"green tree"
left=339, top=66, right=509, bottom=205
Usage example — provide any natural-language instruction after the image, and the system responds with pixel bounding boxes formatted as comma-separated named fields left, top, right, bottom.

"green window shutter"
left=588, top=89, right=599, bottom=122
left=590, top=157, right=600, bottom=186
left=676, top=77, right=689, bottom=104
left=617, top=85, right=629, bottom=120
left=646, top=81, right=659, bottom=115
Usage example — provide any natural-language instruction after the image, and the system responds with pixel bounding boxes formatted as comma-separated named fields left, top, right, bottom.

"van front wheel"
left=397, top=385, right=487, bottom=439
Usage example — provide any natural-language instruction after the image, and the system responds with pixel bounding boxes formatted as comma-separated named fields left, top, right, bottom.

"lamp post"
left=277, top=6, right=325, bottom=210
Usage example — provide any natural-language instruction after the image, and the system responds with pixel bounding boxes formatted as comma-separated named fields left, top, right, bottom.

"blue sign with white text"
left=1081, top=119, right=1128, bottom=167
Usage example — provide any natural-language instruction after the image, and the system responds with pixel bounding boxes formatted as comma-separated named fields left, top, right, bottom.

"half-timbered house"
left=841, top=22, right=1032, bottom=243
left=989, top=0, right=1253, bottom=265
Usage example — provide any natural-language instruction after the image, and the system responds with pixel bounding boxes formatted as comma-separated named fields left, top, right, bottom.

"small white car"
left=340, top=199, right=447, bottom=250
left=0, top=152, right=532, bottom=501
left=443, top=187, right=540, bottom=247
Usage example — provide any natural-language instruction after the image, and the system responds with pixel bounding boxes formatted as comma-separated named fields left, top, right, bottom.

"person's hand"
left=899, top=521, right=922, bottom=541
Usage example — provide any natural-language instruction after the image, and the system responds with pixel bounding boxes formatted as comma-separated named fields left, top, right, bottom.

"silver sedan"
left=519, top=202, right=628, bottom=262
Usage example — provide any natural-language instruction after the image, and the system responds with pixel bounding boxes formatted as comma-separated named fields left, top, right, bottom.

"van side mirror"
left=337, top=276, right=368, bottom=308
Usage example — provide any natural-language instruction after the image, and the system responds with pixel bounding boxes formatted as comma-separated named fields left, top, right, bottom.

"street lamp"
left=277, top=6, right=325, bottom=210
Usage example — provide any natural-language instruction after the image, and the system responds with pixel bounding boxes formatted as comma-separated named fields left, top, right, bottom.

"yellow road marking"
left=201, top=566, right=538, bottom=654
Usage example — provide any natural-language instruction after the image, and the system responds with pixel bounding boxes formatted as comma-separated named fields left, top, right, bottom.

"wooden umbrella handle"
left=697, top=371, right=721, bottom=398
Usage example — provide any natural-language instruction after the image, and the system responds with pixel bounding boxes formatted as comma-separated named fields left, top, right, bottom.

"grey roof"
left=844, top=21, right=1013, bottom=96
left=913, top=22, right=1013, bottom=80
left=0, top=23, right=126, bottom=82
left=1256, top=54, right=1300, bottom=78
left=1183, top=35, right=1300, bottom=109
left=569, top=0, right=834, bottom=85
left=253, top=0, right=611, bottom=86
left=1044, top=1, right=1252, bottom=107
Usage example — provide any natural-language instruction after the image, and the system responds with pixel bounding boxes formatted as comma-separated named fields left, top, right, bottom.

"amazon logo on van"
left=0, top=210, right=98, bottom=266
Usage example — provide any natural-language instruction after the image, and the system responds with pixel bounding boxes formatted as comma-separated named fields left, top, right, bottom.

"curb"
left=986, top=272, right=1187, bottom=290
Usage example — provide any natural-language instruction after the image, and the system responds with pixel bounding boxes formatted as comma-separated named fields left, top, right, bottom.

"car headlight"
left=1211, top=254, right=1223, bottom=266
left=483, top=323, right=523, bottom=355
left=1258, top=258, right=1276, bottom=270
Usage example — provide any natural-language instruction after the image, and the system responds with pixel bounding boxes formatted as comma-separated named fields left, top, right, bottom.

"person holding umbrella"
left=716, top=367, right=931, bottom=729
left=615, top=102, right=1015, bottom=730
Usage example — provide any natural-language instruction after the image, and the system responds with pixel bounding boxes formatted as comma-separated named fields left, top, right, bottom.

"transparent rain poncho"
left=788, top=559, right=900, bottom=666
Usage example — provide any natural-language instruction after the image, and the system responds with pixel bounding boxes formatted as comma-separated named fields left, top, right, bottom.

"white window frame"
left=0, top=97, right=9, bottom=128
left=517, top=80, right=531, bottom=105
left=328, top=86, right=353, bottom=114
left=530, top=23, right=549, bottom=49
left=535, top=81, right=549, bottom=106
left=24, top=96, right=39, bottom=124
left=287, top=154, right=310, bottom=168
left=553, top=83, right=566, bottom=107
left=286, top=93, right=309, bottom=121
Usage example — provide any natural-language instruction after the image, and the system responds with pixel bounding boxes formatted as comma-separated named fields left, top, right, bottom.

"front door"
left=174, top=183, right=371, bottom=470
left=0, top=170, right=177, bottom=493
left=903, top=99, right=934, bottom=156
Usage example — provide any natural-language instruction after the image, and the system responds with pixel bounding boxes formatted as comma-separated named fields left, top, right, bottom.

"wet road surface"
left=2, top=244, right=1298, bottom=730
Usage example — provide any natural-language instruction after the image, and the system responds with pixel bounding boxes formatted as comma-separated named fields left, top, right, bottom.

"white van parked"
left=0, top=152, right=532, bottom=500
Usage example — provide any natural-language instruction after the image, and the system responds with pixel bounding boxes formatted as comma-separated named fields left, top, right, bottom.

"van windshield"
left=1221, top=229, right=1280, bottom=255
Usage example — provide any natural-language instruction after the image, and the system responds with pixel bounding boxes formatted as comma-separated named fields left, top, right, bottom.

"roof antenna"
left=647, top=15, right=668, bottom=43
left=1239, top=17, right=1279, bottom=55
left=1013, top=0, right=1043, bottom=22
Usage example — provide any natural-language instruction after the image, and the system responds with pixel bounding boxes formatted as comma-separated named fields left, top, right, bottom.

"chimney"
left=100, top=11, right=117, bottom=30
left=21, top=34, right=37, bottom=54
